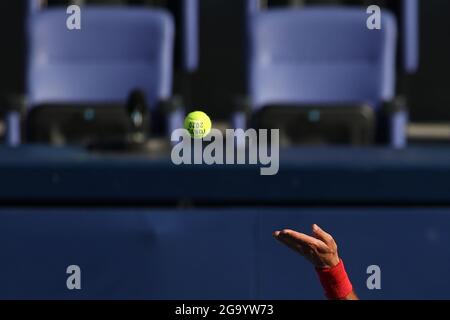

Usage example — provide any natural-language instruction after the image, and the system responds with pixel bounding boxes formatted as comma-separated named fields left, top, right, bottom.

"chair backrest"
left=27, top=7, right=174, bottom=109
left=248, top=7, right=397, bottom=109
left=247, top=0, right=419, bottom=74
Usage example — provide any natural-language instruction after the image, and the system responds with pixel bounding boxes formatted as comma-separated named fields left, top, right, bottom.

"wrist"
left=315, top=259, right=353, bottom=300
left=328, top=256, right=340, bottom=268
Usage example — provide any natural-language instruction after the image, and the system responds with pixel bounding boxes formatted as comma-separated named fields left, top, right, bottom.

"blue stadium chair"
left=247, top=0, right=420, bottom=75
left=246, top=0, right=261, bottom=18
left=181, top=0, right=199, bottom=73
left=26, top=3, right=180, bottom=143
left=402, top=0, right=419, bottom=74
left=1, top=1, right=34, bottom=147
left=166, top=0, right=199, bottom=115
left=236, top=7, right=406, bottom=148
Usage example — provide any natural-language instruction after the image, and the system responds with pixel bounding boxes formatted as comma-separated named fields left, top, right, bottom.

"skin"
left=273, top=224, right=358, bottom=300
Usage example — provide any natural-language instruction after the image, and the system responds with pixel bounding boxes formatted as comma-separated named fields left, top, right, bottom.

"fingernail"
left=313, top=224, right=319, bottom=231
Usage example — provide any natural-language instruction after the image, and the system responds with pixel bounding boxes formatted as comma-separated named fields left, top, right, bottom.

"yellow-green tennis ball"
left=184, top=111, right=212, bottom=139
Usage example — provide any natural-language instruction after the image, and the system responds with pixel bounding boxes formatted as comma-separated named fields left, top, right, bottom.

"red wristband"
left=315, top=259, right=353, bottom=300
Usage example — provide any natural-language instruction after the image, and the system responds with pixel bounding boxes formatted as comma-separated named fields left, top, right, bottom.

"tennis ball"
left=184, top=111, right=212, bottom=139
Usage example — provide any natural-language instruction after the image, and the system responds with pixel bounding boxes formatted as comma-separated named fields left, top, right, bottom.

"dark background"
left=1, top=0, right=449, bottom=122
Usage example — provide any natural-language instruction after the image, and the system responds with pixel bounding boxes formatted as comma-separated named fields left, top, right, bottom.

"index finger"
left=276, top=229, right=326, bottom=248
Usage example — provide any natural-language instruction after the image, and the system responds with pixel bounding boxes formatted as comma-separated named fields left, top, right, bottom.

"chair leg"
left=390, top=110, right=409, bottom=149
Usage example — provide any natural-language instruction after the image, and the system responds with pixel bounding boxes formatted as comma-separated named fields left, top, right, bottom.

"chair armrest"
left=157, top=95, right=185, bottom=138
left=382, top=95, right=408, bottom=114
left=231, top=95, right=252, bottom=130
left=157, top=95, right=184, bottom=114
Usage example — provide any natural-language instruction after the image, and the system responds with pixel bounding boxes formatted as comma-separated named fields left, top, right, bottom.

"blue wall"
left=1, top=207, right=449, bottom=299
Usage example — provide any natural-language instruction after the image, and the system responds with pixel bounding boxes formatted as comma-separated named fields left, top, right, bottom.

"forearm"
left=337, top=291, right=359, bottom=301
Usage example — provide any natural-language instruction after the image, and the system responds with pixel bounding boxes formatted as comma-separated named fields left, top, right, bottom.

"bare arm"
left=273, top=224, right=358, bottom=300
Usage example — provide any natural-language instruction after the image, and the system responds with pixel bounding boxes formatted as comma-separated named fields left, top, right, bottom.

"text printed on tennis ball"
left=187, top=121, right=207, bottom=139
left=184, top=111, right=212, bottom=139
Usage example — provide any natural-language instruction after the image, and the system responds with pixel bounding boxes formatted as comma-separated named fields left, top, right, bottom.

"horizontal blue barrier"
left=1, top=146, right=450, bottom=204
left=1, top=207, right=449, bottom=299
